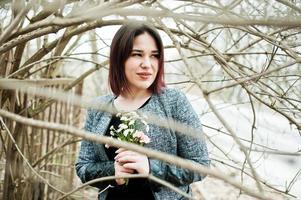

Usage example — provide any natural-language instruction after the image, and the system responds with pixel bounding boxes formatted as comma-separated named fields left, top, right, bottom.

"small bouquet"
left=108, top=111, right=151, bottom=185
left=109, top=111, right=150, bottom=145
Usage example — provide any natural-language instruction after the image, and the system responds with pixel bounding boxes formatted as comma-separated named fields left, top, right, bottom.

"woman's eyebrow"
left=132, top=49, right=159, bottom=54
left=132, top=49, right=143, bottom=53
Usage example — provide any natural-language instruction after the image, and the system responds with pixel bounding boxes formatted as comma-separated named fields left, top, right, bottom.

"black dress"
left=104, top=98, right=155, bottom=200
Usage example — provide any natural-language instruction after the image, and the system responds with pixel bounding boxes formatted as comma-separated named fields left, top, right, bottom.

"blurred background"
left=0, top=0, right=300, bottom=199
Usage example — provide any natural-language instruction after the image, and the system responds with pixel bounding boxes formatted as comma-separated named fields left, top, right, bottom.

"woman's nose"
left=141, top=57, right=151, bottom=68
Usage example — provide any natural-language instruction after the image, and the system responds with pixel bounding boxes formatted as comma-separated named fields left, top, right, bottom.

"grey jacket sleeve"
left=149, top=91, right=210, bottom=186
left=75, top=109, right=115, bottom=188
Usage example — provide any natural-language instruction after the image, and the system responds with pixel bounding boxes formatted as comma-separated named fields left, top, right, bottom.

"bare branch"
left=56, top=174, right=194, bottom=200
left=0, top=109, right=274, bottom=200
left=0, top=117, right=66, bottom=195
left=0, top=0, right=33, bottom=45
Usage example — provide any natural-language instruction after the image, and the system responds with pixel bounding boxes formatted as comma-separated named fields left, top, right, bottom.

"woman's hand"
left=114, top=148, right=150, bottom=175
left=114, top=160, right=134, bottom=185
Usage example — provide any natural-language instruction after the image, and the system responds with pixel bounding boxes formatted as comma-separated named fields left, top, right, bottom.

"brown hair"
left=108, top=22, right=165, bottom=96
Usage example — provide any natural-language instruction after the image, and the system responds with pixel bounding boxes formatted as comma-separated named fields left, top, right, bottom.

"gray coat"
left=75, top=88, right=210, bottom=200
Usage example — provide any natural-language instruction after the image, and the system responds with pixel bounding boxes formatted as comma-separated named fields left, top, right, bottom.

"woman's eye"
left=132, top=53, right=142, bottom=57
left=151, top=54, right=159, bottom=58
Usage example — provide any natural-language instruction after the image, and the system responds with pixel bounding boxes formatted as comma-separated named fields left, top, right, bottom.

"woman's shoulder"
left=152, top=87, right=190, bottom=113
left=157, top=87, right=187, bottom=102
left=95, top=94, right=114, bottom=103
left=87, top=93, right=114, bottom=113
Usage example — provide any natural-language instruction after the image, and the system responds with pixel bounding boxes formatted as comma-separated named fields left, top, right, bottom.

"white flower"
left=129, top=119, right=135, bottom=126
left=129, top=111, right=139, bottom=118
left=141, top=120, right=147, bottom=126
left=118, top=124, right=128, bottom=130
left=145, top=125, right=149, bottom=132
left=123, top=129, right=134, bottom=137
left=120, top=116, right=129, bottom=121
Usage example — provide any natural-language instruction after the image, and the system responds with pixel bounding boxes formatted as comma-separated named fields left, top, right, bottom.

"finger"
left=115, top=148, right=126, bottom=154
left=116, top=178, right=125, bottom=185
left=120, top=167, right=134, bottom=173
left=114, top=150, right=138, bottom=160
left=122, top=162, right=138, bottom=171
left=116, top=155, right=138, bottom=163
left=115, top=150, right=134, bottom=158
left=115, top=161, right=135, bottom=173
left=123, top=162, right=149, bottom=175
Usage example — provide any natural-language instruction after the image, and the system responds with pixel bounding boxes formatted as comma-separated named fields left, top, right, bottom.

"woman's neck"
left=114, top=90, right=152, bottom=112
left=120, top=90, right=152, bottom=101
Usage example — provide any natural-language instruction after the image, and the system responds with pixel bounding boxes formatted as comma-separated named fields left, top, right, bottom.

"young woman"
left=75, top=22, right=210, bottom=200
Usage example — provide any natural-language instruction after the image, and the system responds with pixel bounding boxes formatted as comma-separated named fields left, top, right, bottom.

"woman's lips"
left=137, top=72, right=152, bottom=79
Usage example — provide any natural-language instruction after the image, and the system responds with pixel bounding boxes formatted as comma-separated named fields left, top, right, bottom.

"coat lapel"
left=92, top=96, right=114, bottom=161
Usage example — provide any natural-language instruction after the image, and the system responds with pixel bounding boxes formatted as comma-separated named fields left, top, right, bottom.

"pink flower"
left=133, top=131, right=144, bottom=138
left=133, top=131, right=150, bottom=144
left=141, top=134, right=150, bottom=144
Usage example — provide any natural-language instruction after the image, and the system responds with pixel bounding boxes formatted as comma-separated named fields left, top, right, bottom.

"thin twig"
left=0, top=0, right=33, bottom=44
left=0, top=109, right=274, bottom=200
left=56, top=174, right=194, bottom=200
left=0, top=117, right=66, bottom=195
left=156, top=15, right=264, bottom=193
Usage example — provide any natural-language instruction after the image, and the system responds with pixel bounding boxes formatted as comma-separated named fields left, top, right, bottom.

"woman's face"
left=124, top=32, right=159, bottom=94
